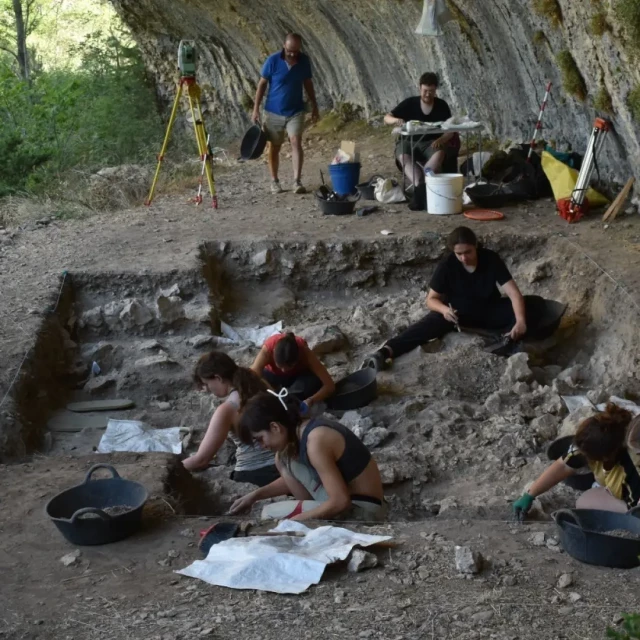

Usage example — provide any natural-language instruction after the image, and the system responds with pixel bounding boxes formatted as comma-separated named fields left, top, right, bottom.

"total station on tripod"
left=178, top=40, right=196, bottom=78
left=145, top=40, right=218, bottom=208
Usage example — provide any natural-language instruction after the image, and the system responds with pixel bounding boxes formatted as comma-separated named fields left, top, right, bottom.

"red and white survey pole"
left=527, top=81, right=553, bottom=162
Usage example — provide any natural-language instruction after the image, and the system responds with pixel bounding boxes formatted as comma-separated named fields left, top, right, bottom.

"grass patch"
left=532, top=30, right=547, bottom=46
left=446, top=1, right=482, bottom=56
left=590, top=12, right=611, bottom=36
left=533, top=0, right=563, bottom=28
left=594, top=85, right=614, bottom=113
left=614, top=0, right=640, bottom=52
left=556, top=50, right=588, bottom=101
left=628, top=85, right=640, bottom=122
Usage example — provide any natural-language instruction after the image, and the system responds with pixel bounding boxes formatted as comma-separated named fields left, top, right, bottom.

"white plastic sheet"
left=220, top=320, right=283, bottom=347
left=415, top=0, right=452, bottom=36
left=176, top=520, right=392, bottom=594
left=596, top=396, right=640, bottom=416
left=561, top=395, right=595, bottom=414
left=97, top=419, right=183, bottom=454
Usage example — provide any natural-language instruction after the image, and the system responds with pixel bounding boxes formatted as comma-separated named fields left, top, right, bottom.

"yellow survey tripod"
left=145, top=41, right=218, bottom=208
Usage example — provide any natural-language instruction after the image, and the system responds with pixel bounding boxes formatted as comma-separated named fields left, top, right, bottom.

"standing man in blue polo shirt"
left=252, top=33, right=319, bottom=195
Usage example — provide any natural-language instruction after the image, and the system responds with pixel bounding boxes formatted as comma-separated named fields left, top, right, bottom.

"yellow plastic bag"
left=541, top=151, right=609, bottom=207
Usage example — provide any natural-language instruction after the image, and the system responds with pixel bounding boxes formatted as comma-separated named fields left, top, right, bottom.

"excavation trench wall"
left=1, top=234, right=639, bottom=461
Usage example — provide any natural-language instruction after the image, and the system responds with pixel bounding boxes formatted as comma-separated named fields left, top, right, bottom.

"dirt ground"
left=1, top=123, right=640, bottom=639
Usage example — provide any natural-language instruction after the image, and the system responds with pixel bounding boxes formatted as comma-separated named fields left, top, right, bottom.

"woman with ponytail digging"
left=229, top=389, right=387, bottom=522
left=513, top=404, right=640, bottom=519
left=183, top=352, right=279, bottom=487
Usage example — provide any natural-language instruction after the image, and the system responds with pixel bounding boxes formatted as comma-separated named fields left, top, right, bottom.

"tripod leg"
left=146, top=82, right=183, bottom=206
left=188, top=85, right=218, bottom=208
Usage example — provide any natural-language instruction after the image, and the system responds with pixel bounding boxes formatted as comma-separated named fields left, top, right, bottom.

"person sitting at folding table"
left=251, top=331, right=335, bottom=412
left=384, top=71, right=457, bottom=193
left=228, top=389, right=388, bottom=521
left=513, top=406, right=640, bottom=519
left=362, top=226, right=551, bottom=370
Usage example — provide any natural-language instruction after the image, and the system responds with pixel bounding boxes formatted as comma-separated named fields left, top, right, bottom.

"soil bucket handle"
left=69, top=507, right=111, bottom=524
left=553, top=508, right=585, bottom=529
left=628, top=505, right=640, bottom=519
left=83, top=464, right=121, bottom=484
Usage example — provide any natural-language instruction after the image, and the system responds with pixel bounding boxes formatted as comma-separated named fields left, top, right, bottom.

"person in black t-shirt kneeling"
left=363, top=227, right=552, bottom=371
left=385, top=72, right=458, bottom=192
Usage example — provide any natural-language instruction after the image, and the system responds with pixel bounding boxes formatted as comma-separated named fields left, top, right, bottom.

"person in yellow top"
left=513, top=405, right=640, bottom=519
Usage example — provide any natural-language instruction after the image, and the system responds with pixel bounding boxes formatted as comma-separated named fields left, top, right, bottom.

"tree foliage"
left=0, top=1, right=164, bottom=197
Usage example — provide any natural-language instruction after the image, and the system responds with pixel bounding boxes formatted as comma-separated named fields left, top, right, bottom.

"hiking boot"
left=293, top=180, right=306, bottom=194
left=270, top=179, right=283, bottom=194
left=361, top=350, right=391, bottom=372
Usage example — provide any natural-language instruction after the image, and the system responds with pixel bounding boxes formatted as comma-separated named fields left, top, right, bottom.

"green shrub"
left=591, top=12, right=610, bottom=36
left=594, top=85, right=614, bottom=113
left=533, top=0, right=563, bottom=28
left=628, top=85, right=640, bottom=122
left=607, top=613, right=640, bottom=639
left=614, top=0, right=640, bottom=50
left=556, top=50, right=588, bottom=101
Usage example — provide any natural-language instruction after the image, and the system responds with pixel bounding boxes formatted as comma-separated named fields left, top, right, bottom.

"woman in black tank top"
left=229, top=390, right=387, bottom=522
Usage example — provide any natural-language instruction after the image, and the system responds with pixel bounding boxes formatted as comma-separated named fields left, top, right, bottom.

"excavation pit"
left=5, top=233, right=640, bottom=519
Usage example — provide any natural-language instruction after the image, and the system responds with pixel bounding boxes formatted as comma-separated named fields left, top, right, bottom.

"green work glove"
left=512, top=493, right=534, bottom=519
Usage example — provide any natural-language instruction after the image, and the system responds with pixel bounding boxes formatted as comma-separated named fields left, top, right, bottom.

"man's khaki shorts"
left=263, top=110, right=306, bottom=145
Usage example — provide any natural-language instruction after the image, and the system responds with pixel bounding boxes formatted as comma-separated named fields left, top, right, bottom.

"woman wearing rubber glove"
left=513, top=405, right=640, bottom=519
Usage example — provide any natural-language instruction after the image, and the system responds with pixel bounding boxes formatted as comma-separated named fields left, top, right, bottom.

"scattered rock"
left=558, top=606, right=573, bottom=615
left=531, top=414, right=559, bottom=442
left=83, top=375, right=117, bottom=394
left=454, top=545, right=483, bottom=574
left=134, top=354, right=178, bottom=370
left=524, top=259, right=552, bottom=284
left=299, top=323, right=348, bottom=355
left=160, top=284, right=181, bottom=298
left=157, top=294, right=185, bottom=325
left=347, top=549, right=378, bottom=572
left=502, top=353, right=533, bottom=385
left=557, top=365, right=584, bottom=388
left=81, top=342, right=123, bottom=373
left=586, top=388, right=608, bottom=405
left=120, top=299, right=154, bottom=328
left=179, top=528, right=195, bottom=538
left=60, top=550, right=82, bottom=567
left=186, top=335, right=216, bottom=348
left=557, top=573, right=573, bottom=589
left=341, top=410, right=374, bottom=436
left=438, top=497, right=459, bottom=514
left=529, top=532, right=546, bottom=547
left=251, top=249, right=270, bottom=267
left=559, top=405, right=597, bottom=438
left=80, top=307, right=103, bottom=328
left=156, top=401, right=172, bottom=411
left=502, top=574, right=517, bottom=587
left=471, top=610, right=493, bottom=623
left=568, top=592, right=582, bottom=603
left=363, top=426, right=390, bottom=448
left=138, top=339, right=163, bottom=351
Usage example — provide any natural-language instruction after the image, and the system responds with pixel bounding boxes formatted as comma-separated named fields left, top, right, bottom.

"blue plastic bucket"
left=328, top=162, right=361, bottom=196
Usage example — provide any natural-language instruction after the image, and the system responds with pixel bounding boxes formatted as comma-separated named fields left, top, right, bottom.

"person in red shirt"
left=251, top=332, right=335, bottom=411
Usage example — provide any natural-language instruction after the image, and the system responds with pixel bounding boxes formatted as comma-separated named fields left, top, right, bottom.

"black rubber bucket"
left=356, top=175, right=383, bottom=201
left=465, top=183, right=511, bottom=209
left=553, top=507, right=640, bottom=568
left=327, top=368, right=377, bottom=411
left=240, top=123, right=268, bottom=160
left=547, top=436, right=595, bottom=491
left=46, top=464, right=148, bottom=546
left=315, top=192, right=360, bottom=216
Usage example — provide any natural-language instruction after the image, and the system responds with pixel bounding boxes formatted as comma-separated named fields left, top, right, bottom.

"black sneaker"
left=361, top=350, right=390, bottom=371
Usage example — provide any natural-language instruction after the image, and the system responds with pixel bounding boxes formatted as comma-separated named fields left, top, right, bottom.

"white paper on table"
left=561, top=395, right=595, bottom=414
left=441, top=115, right=482, bottom=130
left=176, top=520, right=392, bottom=594
left=220, top=320, right=283, bottom=348
left=97, top=419, right=183, bottom=454
left=596, top=396, right=640, bottom=416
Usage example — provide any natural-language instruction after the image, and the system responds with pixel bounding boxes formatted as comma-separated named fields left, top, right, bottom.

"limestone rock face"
left=110, top=0, right=640, bottom=182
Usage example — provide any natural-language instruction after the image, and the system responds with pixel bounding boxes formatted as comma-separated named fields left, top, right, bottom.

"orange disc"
left=463, top=209, right=505, bottom=221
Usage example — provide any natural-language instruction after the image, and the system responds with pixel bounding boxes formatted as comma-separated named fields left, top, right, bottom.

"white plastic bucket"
left=425, top=173, right=464, bottom=215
